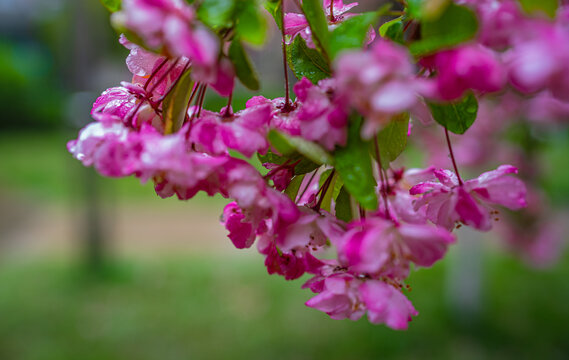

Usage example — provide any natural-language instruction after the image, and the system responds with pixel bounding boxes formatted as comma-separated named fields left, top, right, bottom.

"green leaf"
left=268, top=130, right=334, bottom=165
left=228, top=40, right=260, bottom=91
left=329, top=10, right=383, bottom=59
left=318, top=169, right=334, bottom=188
left=284, top=174, right=305, bottom=201
left=163, top=69, right=194, bottom=134
left=235, top=2, right=268, bottom=46
left=197, top=0, right=236, bottom=28
left=257, top=149, right=287, bottom=165
left=287, top=36, right=331, bottom=84
left=257, top=149, right=319, bottom=175
left=335, top=186, right=353, bottom=222
left=268, top=130, right=296, bottom=155
left=379, top=17, right=405, bottom=44
left=409, top=3, right=478, bottom=56
left=317, top=169, right=342, bottom=212
left=406, top=0, right=423, bottom=18
left=518, top=0, right=558, bottom=18
left=264, top=0, right=283, bottom=31
left=375, top=113, right=410, bottom=168
left=100, top=0, right=121, bottom=12
left=301, top=0, right=331, bottom=58
left=427, top=93, right=478, bottom=135
left=407, top=0, right=452, bottom=20
left=334, top=117, right=378, bottom=210
left=320, top=171, right=338, bottom=212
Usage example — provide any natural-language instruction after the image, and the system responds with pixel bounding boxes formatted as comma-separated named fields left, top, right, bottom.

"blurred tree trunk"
left=67, top=1, right=108, bottom=272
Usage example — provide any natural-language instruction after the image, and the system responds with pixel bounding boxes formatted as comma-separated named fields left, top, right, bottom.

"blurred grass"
left=0, top=252, right=567, bottom=360
left=1, top=131, right=568, bottom=360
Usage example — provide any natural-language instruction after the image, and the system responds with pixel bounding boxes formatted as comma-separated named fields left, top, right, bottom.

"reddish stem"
left=445, top=127, right=464, bottom=186
left=223, top=90, right=234, bottom=118
left=196, top=84, right=208, bottom=118
left=359, top=206, right=366, bottom=220
left=125, top=58, right=181, bottom=126
left=144, top=58, right=168, bottom=91
left=280, top=1, right=292, bottom=111
left=374, top=135, right=392, bottom=219
left=329, top=0, right=334, bottom=21
left=314, top=170, right=335, bottom=211
left=297, top=170, right=319, bottom=204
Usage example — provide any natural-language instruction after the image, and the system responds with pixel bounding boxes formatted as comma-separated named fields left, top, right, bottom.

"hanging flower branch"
left=70, top=0, right=569, bottom=329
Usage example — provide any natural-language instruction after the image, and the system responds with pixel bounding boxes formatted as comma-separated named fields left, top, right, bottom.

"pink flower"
left=246, top=96, right=301, bottom=136
left=506, top=22, right=569, bottom=101
left=384, top=167, right=435, bottom=224
left=274, top=207, right=345, bottom=252
left=410, top=165, right=527, bottom=231
left=190, top=103, right=272, bottom=157
left=305, top=273, right=366, bottom=320
left=304, top=267, right=418, bottom=329
left=335, top=40, right=434, bottom=137
left=262, top=162, right=295, bottom=191
left=335, top=217, right=454, bottom=278
left=116, top=0, right=218, bottom=66
left=91, top=83, right=163, bottom=130
left=459, top=0, right=524, bottom=49
left=293, top=78, right=349, bottom=150
left=132, top=125, right=230, bottom=199
left=258, top=235, right=324, bottom=280
left=422, top=44, right=506, bottom=101
left=221, top=202, right=256, bottom=249
left=119, top=34, right=162, bottom=77
left=67, top=122, right=140, bottom=177
left=359, top=280, right=418, bottom=330
left=525, top=91, right=569, bottom=124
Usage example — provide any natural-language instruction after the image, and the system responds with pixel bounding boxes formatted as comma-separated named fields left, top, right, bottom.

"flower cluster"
left=68, top=0, right=569, bottom=329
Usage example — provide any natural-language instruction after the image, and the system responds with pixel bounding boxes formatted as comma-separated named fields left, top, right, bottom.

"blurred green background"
left=0, top=1, right=568, bottom=359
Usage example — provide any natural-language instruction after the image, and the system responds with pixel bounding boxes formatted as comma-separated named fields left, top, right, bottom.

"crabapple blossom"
left=410, top=166, right=527, bottom=231
left=422, top=44, right=506, bottom=101
left=334, top=217, right=455, bottom=278
left=66, top=0, right=567, bottom=329
left=293, top=77, right=349, bottom=150
left=190, top=104, right=272, bottom=157
left=335, top=40, right=434, bottom=137
left=116, top=0, right=218, bottom=66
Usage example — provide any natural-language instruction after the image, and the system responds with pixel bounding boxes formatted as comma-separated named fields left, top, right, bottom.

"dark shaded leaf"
left=285, top=174, right=305, bottom=201
left=335, top=186, right=353, bottom=222
left=228, top=40, right=260, bottom=90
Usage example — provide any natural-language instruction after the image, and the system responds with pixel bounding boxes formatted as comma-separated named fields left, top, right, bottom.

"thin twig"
left=444, top=127, right=464, bottom=185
